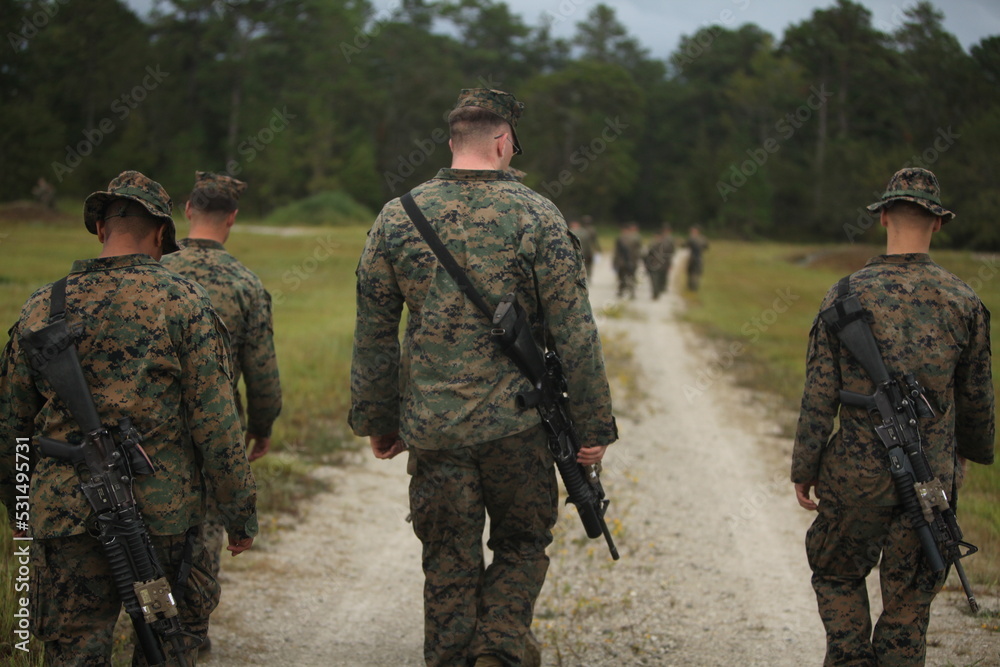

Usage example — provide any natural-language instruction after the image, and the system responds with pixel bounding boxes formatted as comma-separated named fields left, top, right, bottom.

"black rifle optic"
left=21, top=277, right=194, bottom=664
left=400, top=192, right=619, bottom=560
left=821, top=281, right=981, bottom=613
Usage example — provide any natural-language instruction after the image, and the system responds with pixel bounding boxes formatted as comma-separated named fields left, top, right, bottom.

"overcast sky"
left=126, top=0, right=1000, bottom=58
left=371, top=0, right=1000, bottom=58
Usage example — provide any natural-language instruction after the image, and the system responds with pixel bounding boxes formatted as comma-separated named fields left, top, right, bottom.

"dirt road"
left=202, top=251, right=998, bottom=666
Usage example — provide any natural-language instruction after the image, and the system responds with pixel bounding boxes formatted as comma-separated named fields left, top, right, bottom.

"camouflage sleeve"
left=240, top=287, right=282, bottom=438
left=179, top=301, right=258, bottom=540
left=954, top=302, right=995, bottom=464
left=0, top=324, right=43, bottom=524
left=534, top=210, right=617, bottom=447
left=349, top=216, right=404, bottom=437
left=791, top=312, right=841, bottom=483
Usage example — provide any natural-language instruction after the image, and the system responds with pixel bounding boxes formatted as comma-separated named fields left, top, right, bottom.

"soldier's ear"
left=96, top=219, right=107, bottom=243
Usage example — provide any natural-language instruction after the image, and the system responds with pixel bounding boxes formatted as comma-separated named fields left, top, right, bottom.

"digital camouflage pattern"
left=83, top=170, right=180, bottom=253
left=792, top=253, right=994, bottom=665
left=351, top=159, right=615, bottom=666
left=612, top=225, right=642, bottom=299
left=162, top=236, right=281, bottom=583
left=192, top=170, right=248, bottom=205
left=30, top=531, right=218, bottom=664
left=349, top=168, right=617, bottom=451
left=644, top=230, right=675, bottom=300
left=162, top=238, right=282, bottom=438
left=408, top=425, right=557, bottom=666
left=453, top=88, right=525, bottom=154
left=866, top=167, right=956, bottom=222
left=792, top=254, right=994, bottom=504
left=805, top=504, right=944, bottom=666
left=685, top=231, right=709, bottom=291
left=0, top=254, right=258, bottom=540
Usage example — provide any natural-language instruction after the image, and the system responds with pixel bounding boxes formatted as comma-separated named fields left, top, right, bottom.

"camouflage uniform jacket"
left=350, top=168, right=617, bottom=450
left=686, top=236, right=708, bottom=270
left=162, top=238, right=282, bottom=437
left=792, top=253, right=995, bottom=506
left=644, top=236, right=675, bottom=272
left=0, top=254, right=258, bottom=540
left=612, top=231, right=642, bottom=273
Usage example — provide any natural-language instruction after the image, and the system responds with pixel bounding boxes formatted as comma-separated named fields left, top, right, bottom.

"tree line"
left=3, top=0, right=999, bottom=247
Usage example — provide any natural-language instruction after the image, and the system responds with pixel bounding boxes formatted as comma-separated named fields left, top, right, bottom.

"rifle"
left=400, top=192, right=620, bottom=560
left=20, top=278, right=194, bottom=664
left=493, top=293, right=619, bottom=560
left=820, top=281, right=981, bottom=613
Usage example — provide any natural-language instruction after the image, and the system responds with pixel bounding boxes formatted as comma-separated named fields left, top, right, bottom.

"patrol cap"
left=453, top=88, right=525, bottom=155
left=84, top=170, right=180, bottom=253
left=190, top=170, right=247, bottom=211
left=866, top=167, right=955, bottom=222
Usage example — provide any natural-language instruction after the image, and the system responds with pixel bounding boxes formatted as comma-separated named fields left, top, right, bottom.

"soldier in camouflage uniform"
left=569, top=217, right=598, bottom=278
left=350, top=89, right=617, bottom=667
left=0, top=170, right=258, bottom=665
left=643, top=224, right=674, bottom=300
left=161, top=171, right=281, bottom=650
left=684, top=225, right=708, bottom=291
left=612, top=221, right=642, bottom=299
left=791, top=168, right=994, bottom=667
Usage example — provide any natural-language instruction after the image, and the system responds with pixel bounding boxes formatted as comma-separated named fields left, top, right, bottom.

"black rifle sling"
left=400, top=191, right=494, bottom=321
left=50, top=276, right=68, bottom=322
left=824, top=275, right=867, bottom=333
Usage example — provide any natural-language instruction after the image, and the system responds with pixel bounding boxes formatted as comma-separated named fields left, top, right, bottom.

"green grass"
left=680, top=239, right=1000, bottom=585
left=0, top=527, right=43, bottom=664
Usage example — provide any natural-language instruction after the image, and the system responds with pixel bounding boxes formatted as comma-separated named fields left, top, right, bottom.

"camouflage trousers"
left=408, top=424, right=558, bottom=667
left=648, top=268, right=669, bottom=300
left=30, top=530, right=220, bottom=666
left=195, top=502, right=226, bottom=582
left=805, top=503, right=946, bottom=667
left=616, top=269, right=637, bottom=299
left=686, top=264, right=703, bottom=291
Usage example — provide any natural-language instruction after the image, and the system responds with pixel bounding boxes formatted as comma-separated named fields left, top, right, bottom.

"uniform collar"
left=69, top=254, right=160, bottom=274
left=865, top=253, right=933, bottom=266
left=433, top=168, right=517, bottom=182
left=179, top=237, right=226, bottom=251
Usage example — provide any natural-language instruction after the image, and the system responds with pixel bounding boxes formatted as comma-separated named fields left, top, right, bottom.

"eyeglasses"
left=494, top=132, right=522, bottom=155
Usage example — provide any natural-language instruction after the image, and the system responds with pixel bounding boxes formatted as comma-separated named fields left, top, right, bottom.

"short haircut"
left=102, top=200, right=162, bottom=242
left=188, top=188, right=238, bottom=214
left=448, top=106, right=509, bottom=150
left=886, top=200, right=939, bottom=224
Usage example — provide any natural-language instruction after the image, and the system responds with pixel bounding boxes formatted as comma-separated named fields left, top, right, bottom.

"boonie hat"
left=192, top=170, right=247, bottom=204
left=453, top=88, right=525, bottom=155
left=83, top=170, right=180, bottom=253
left=866, top=167, right=955, bottom=222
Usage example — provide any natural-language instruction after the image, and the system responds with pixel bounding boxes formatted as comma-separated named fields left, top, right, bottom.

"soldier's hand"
left=247, top=433, right=271, bottom=462
left=227, top=535, right=254, bottom=556
left=576, top=445, right=608, bottom=466
left=794, top=482, right=818, bottom=511
left=371, top=432, right=407, bottom=459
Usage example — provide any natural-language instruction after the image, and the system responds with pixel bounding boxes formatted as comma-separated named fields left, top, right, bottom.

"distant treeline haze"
left=3, top=0, right=999, bottom=247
